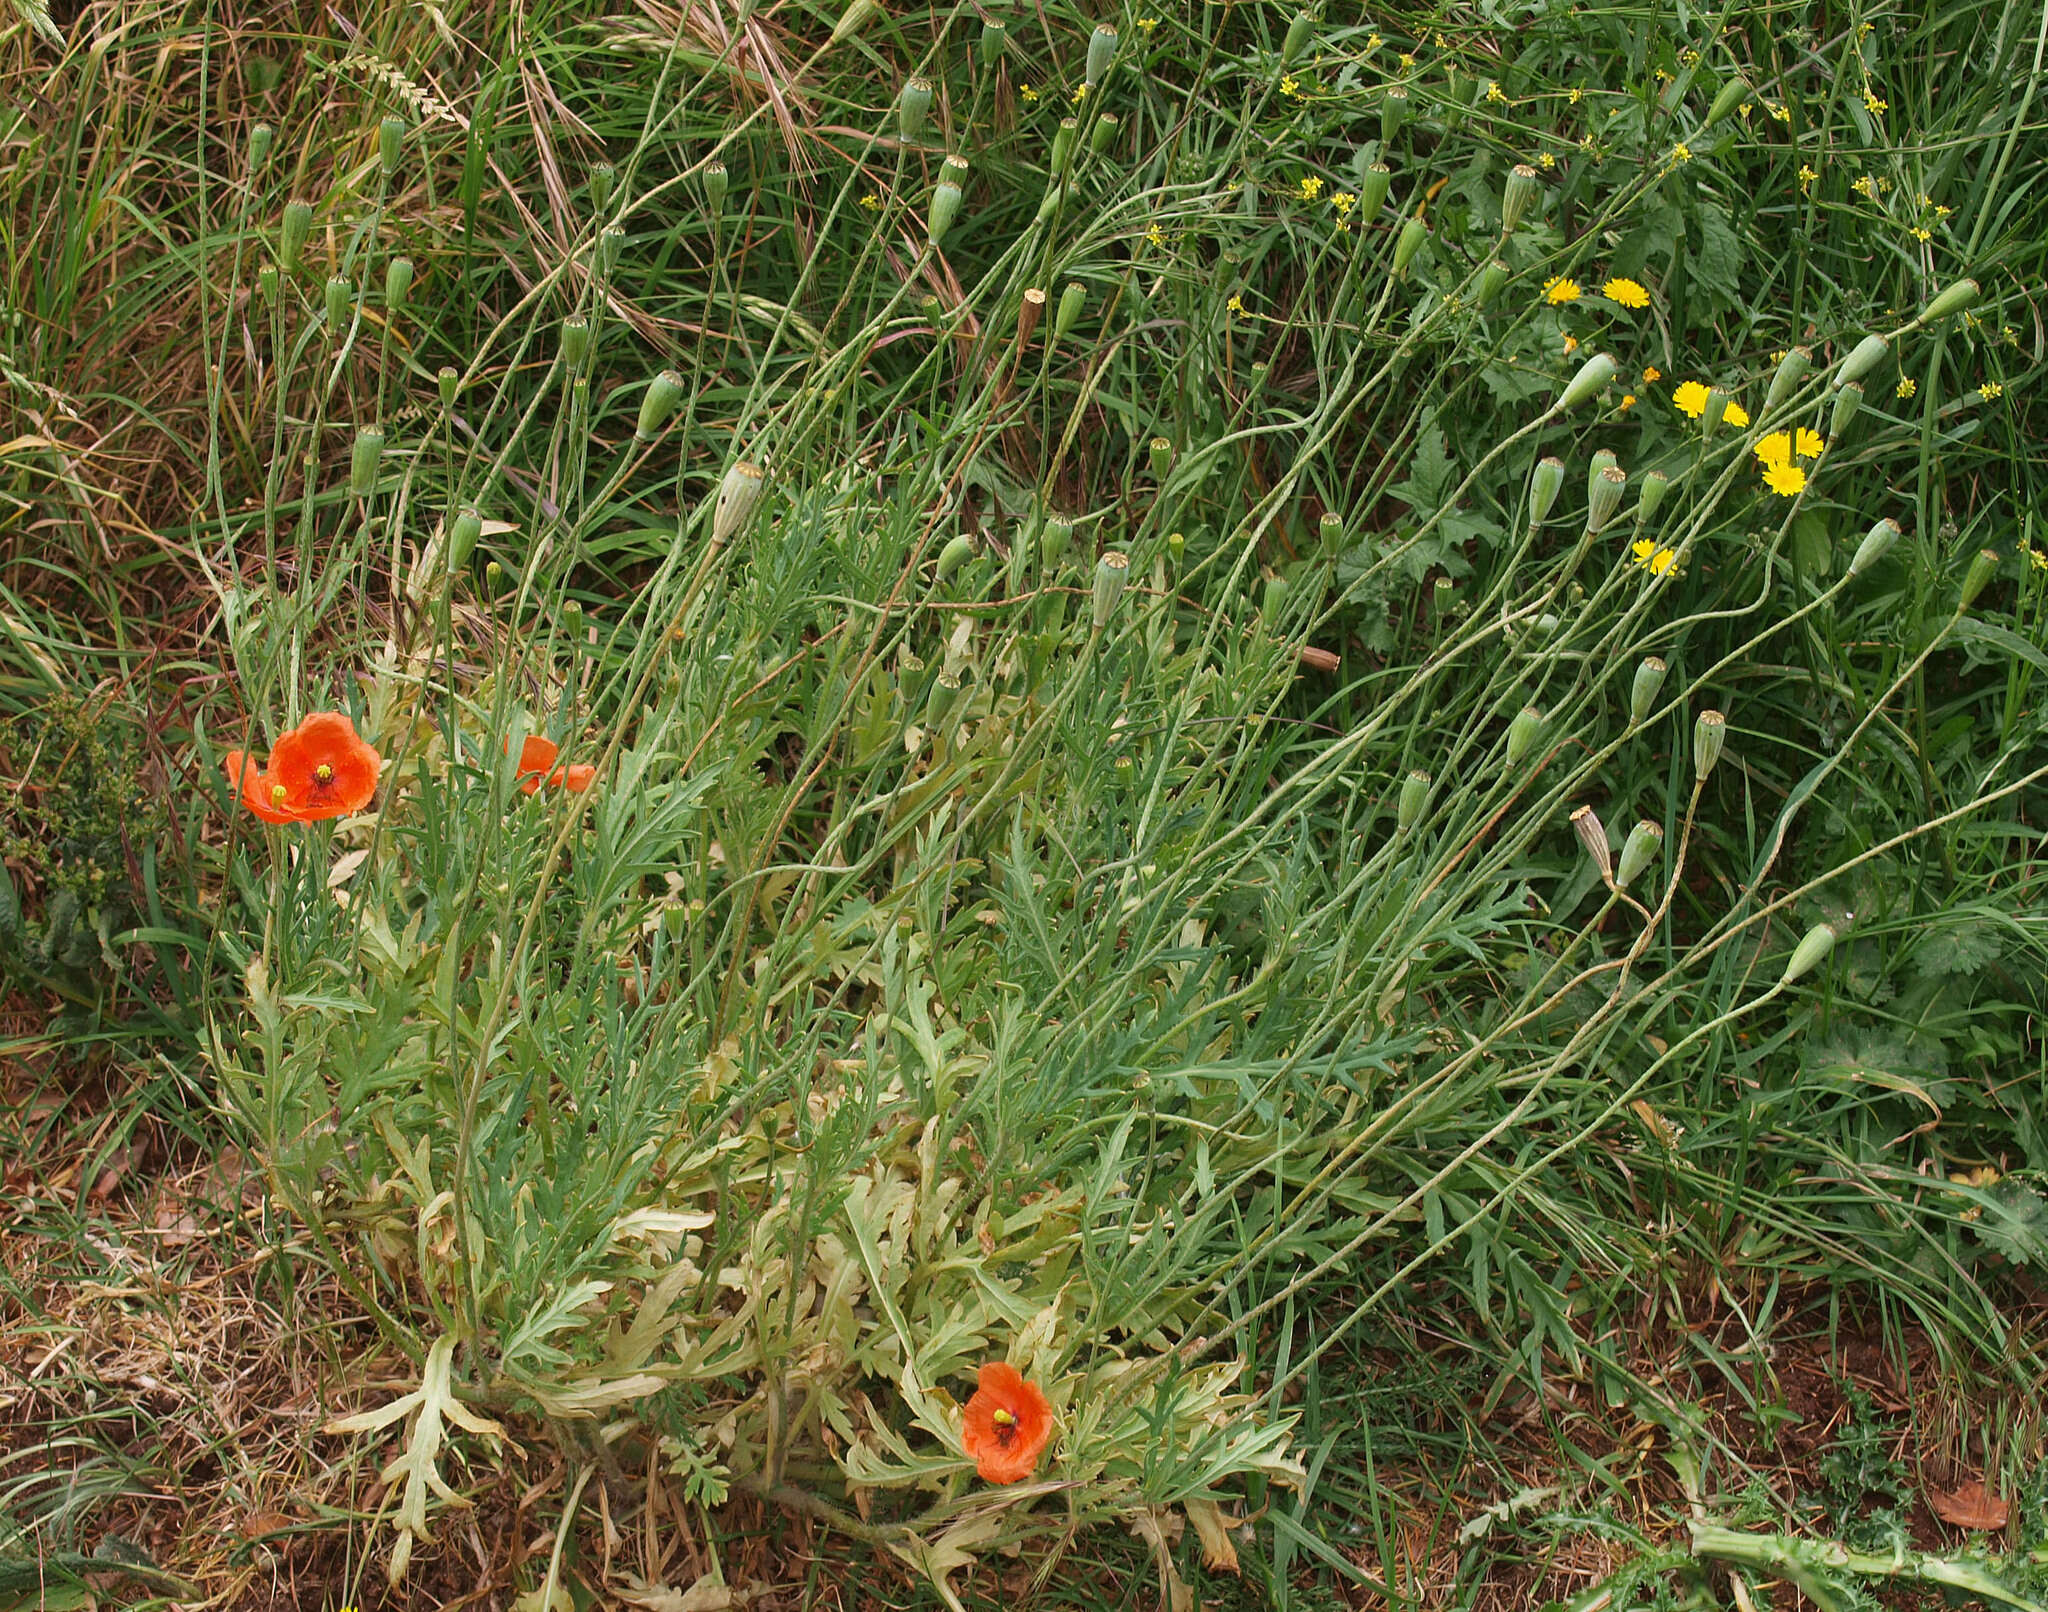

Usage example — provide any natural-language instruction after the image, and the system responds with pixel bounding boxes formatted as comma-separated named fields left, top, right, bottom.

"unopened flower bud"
left=1849, top=517, right=1901, bottom=576
left=1693, top=709, right=1726, bottom=782
left=257, top=264, right=278, bottom=303
left=1318, top=511, right=1344, bottom=556
left=1055, top=281, right=1086, bottom=343
left=1167, top=529, right=1185, bottom=567
left=589, top=161, right=615, bottom=214
left=1630, top=655, right=1668, bottom=724
left=378, top=114, right=406, bottom=177
left=324, top=274, right=352, bottom=326
left=350, top=426, right=385, bottom=496
left=1615, top=819, right=1664, bottom=889
left=928, top=158, right=968, bottom=246
left=899, top=77, right=933, bottom=141
left=448, top=506, right=484, bottom=569
left=1041, top=517, right=1074, bottom=567
left=1359, top=162, right=1391, bottom=217
left=1704, top=74, right=1747, bottom=126
left=1091, top=549, right=1130, bottom=627
left=384, top=255, right=413, bottom=308
left=1959, top=549, right=1999, bottom=612
left=1392, top=216, right=1428, bottom=278
left=1587, top=465, right=1627, bottom=534
left=1148, top=436, right=1173, bottom=479
left=597, top=223, right=626, bottom=274
left=1506, top=706, right=1544, bottom=766
left=280, top=200, right=312, bottom=273
left=1918, top=278, right=1979, bottom=324
left=1476, top=258, right=1509, bottom=308
left=1050, top=117, right=1080, bottom=178
left=1830, top=381, right=1863, bottom=438
left=1380, top=85, right=1409, bottom=144
left=936, top=533, right=977, bottom=584
left=1571, top=805, right=1612, bottom=880
left=438, top=366, right=460, bottom=408
left=560, top=315, right=590, bottom=367
left=635, top=369, right=684, bottom=440
left=1557, top=352, right=1617, bottom=412
left=249, top=122, right=274, bottom=172
left=1089, top=112, right=1118, bottom=156
left=1634, top=469, right=1671, bottom=530
left=1397, top=769, right=1430, bottom=833
left=703, top=160, right=728, bottom=218
left=1835, top=332, right=1889, bottom=388
left=1781, top=922, right=1836, bottom=985
left=1264, top=574, right=1290, bottom=627
left=1086, top=22, right=1117, bottom=86
left=1528, top=456, right=1565, bottom=531
left=712, top=460, right=766, bottom=546
left=1502, top=163, right=1539, bottom=235
left=1765, top=346, right=1811, bottom=414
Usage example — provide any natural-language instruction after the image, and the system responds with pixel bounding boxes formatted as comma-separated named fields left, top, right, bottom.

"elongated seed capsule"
left=438, top=366, right=459, bottom=407
left=1392, top=216, right=1428, bottom=277
left=1704, top=74, right=1747, bottom=125
left=830, top=0, right=879, bottom=42
left=384, top=255, right=413, bottom=308
left=1781, top=922, right=1836, bottom=985
left=1615, top=820, right=1663, bottom=889
left=703, top=160, right=728, bottom=218
left=1086, top=22, right=1117, bottom=86
left=1054, top=281, right=1086, bottom=343
left=1319, top=511, right=1344, bottom=556
left=560, top=315, right=590, bottom=367
left=928, top=156, right=968, bottom=246
left=1849, top=517, right=1901, bottom=575
left=280, top=200, right=312, bottom=272
left=324, top=274, right=352, bottom=326
left=1014, top=287, right=1046, bottom=350
left=1700, top=385, right=1733, bottom=440
left=378, top=115, right=406, bottom=177
left=1396, top=769, right=1430, bottom=832
left=927, top=671, right=964, bottom=727
left=350, top=427, right=385, bottom=496
left=899, top=77, right=933, bottom=142
left=1918, top=278, right=1979, bottom=324
left=590, top=161, right=615, bottom=213
left=936, top=533, right=976, bottom=584
left=1041, top=517, right=1073, bottom=566
left=712, top=460, right=765, bottom=546
left=1380, top=85, right=1409, bottom=144
left=1264, top=574, right=1289, bottom=627
left=635, top=370, right=684, bottom=440
left=1360, top=162, right=1392, bottom=217
left=1570, top=805, right=1612, bottom=880
left=1587, top=465, right=1627, bottom=534
left=1528, top=457, right=1565, bottom=530
left=1764, top=346, right=1810, bottom=414
left=1091, top=549, right=1130, bottom=627
left=597, top=223, right=626, bottom=275
left=448, top=506, right=483, bottom=569
left=1506, top=706, right=1544, bottom=766
left=1830, top=381, right=1863, bottom=438
left=1476, top=258, right=1509, bottom=308
left=249, top=122, right=274, bottom=172
left=979, top=18, right=1006, bottom=61
left=1693, top=709, right=1726, bottom=781
left=1148, top=437, right=1173, bottom=478
left=1281, top=11, right=1313, bottom=64
left=1050, top=116, right=1079, bottom=178
left=1589, top=447, right=1618, bottom=479
left=1834, top=333, right=1889, bottom=388
left=1630, top=656, right=1668, bottom=724
left=1959, top=549, right=1999, bottom=611
left=257, top=264, right=278, bottom=303
left=1501, top=162, right=1538, bottom=234
left=1634, top=469, right=1671, bottom=529
left=1089, top=112, right=1118, bottom=156
left=1556, top=352, right=1616, bottom=411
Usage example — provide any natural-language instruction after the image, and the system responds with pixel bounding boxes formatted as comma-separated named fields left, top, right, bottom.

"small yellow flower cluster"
left=1366, top=32, right=1383, bottom=48
left=1297, top=174, right=1323, bottom=202
left=1672, top=381, right=1747, bottom=427
left=1146, top=222, right=1166, bottom=247
left=1485, top=81, right=1506, bottom=102
left=859, top=193, right=883, bottom=210
left=2021, top=543, right=2048, bottom=572
left=1279, top=75, right=1300, bottom=97
left=1135, top=14, right=1158, bottom=30
left=1602, top=276, right=1650, bottom=309
left=1568, top=87, right=1583, bottom=104
left=1979, top=382, right=2005, bottom=400
left=1330, top=190, right=1356, bottom=217
left=1542, top=276, right=1581, bottom=305
left=1668, top=141, right=1692, bottom=164
left=1562, top=333, right=1579, bottom=354
left=1798, top=164, right=1818, bottom=195
left=1398, top=52, right=1416, bottom=68
left=1227, top=292, right=1248, bottom=316
left=1020, top=83, right=1039, bottom=101
left=1851, top=175, right=1877, bottom=199
left=1909, top=226, right=1932, bottom=242
left=1631, top=539, right=1679, bottom=577
left=1643, top=366, right=1661, bottom=383
left=1072, top=82, right=1090, bottom=104
left=1896, top=377, right=1916, bottom=399
left=1863, top=89, right=1888, bottom=116
left=1538, top=151, right=1556, bottom=169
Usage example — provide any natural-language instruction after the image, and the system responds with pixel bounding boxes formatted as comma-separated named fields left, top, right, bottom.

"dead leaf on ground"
left=1929, top=1479, right=2007, bottom=1531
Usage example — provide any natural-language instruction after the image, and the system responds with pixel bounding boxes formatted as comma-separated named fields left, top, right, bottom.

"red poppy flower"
left=511, top=735, right=596, bottom=795
left=225, top=712, right=381, bottom=823
left=960, top=1362, right=1053, bottom=1484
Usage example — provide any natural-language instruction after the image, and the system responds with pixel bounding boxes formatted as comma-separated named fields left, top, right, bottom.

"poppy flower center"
left=992, top=1408, right=1018, bottom=1445
left=314, top=763, right=335, bottom=785
left=270, top=784, right=288, bottom=807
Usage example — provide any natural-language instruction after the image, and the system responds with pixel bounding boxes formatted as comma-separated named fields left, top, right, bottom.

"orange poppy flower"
left=510, top=735, right=596, bottom=795
left=225, top=712, right=381, bottom=823
left=960, top=1362, right=1053, bottom=1484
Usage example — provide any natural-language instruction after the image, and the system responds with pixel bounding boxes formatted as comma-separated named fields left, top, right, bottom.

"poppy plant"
left=510, top=735, right=596, bottom=795
left=225, top=712, right=381, bottom=823
left=960, top=1361, right=1053, bottom=1484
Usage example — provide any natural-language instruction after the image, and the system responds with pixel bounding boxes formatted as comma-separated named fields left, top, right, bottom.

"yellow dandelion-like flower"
left=1632, top=538, right=1658, bottom=566
left=1643, top=366, right=1661, bottom=384
left=1297, top=174, right=1324, bottom=202
left=1896, top=377, right=1916, bottom=399
left=1542, top=275, right=1582, bottom=305
left=1672, top=380, right=1711, bottom=418
left=1754, top=431, right=1793, bottom=467
left=1723, top=400, right=1750, bottom=428
left=1331, top=190, right=1356, bottom=216
left=1617, top=393, right=1636, bottom=411
left=1795, top=428, right=1825, bottom=459
left=1648, top=547, right=1678, bottom=577
left=1602, top=276, right=1650, bottom=309
left=1763, top=462, right=1806, bottom=497
left=1979, top=382, right=2004, bottom=400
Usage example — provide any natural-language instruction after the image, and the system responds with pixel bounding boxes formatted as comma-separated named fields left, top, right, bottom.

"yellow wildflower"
left=1668, top=141, right=1692, bottom=164
left=1643, top=366, right=1661, bottom=384
left=1795, top=428, right=1825, bottom=459
left=1632, top=538, right=1658, bottom=566
left=1754, top=431, right=1794, bottom=467
left=1538, top=152, right=1556, bottom=169
left=1331, top=190, right=1356, bottom=216
left=1147, top=222, right=1166, bottom=247
left=1851, top=175, right=1877, bottom=199
left=1672, top=380, right=1711, bottom=418
left=1135, top=14, right=1157, bottom=29
left=1485, top=81, right=1506, bottom=103
left=1648, top=547, right=1678, bottom=576
left=859, top=192, right=882, bottom=210
left=1366, top=32, right=1383, bottom=48
left=1798, top=165, right=1818, bottom=195
left=1979, top=382, right=2004, bottom=400
left=1602, top=276, right=1650, bottom=309
left=1227, top=292, right=1247, bottom=316
left=1909, top=225, right=1931, bottom=242
left=1896, top=377, right=1916, bottom=399
left=1768, top=102, right=1790, bottom=121
left=1020, top=83, right=1039, bottom=101
left=1297, top=174, right=1323, bottom=202
left=1562, top=333, right=1580, bottom=354
left=1723, top=400, right=1750, bottom=428
left=1864, top=90, right=1887, bottom=116
left=1617, top=393, right=1636, bottom=411
left=1569, top=87, right=1583, bottom=104
left=1679, top=47, right=1701, bottom=66
left=1542, top=275, right=1582, bottom=305
left=1399, top=52, right=1416, bottom=68
left=1763, top=462, right=1806, bottom=497
left=1279, top=75, right=1299, bottom=97
left=1073, top=82, right=1090, bottom=103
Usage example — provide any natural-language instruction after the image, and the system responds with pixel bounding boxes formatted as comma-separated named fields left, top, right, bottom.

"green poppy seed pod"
left=1264, top=574, right=1291, bottom=629
left=256, top=264, right=279, bottom=303
left=1475, top=258, right=1509, bottom=308
left=1765, top=346, right=1811, bottom=414
left=1570, top=805, right=1613, bottom=881
left=1380, top=86, right=1409, bottom=145
left=927, top=671, right=964, bottom=728
left=936, top=533, right=977, bottom=584
left=378, top=114, right=406, bottom=178
left=1318, top=511, right=1344, bottom=557
left=1704, top=74, right=1748, bottom=126
left=1614, top=819, right=1664, bottom=890
left=1918, top=278, right=1980, bottom=324
left=384, top=255, right=413, bottom=308
left=1700, top=385, right=1733, bottom=440
left=1589, top=447, right=1619, bottom=479
left=597, top=224, right=627, bottom=277
left=830, top=0, right=879, bottom=42
left=324, top=274, right=352, bottom=327
left=438, top=366, right=460, bottom=408
left=1041, top=517, right=1074, bottom=567
left=1432, top=575, right=1455, bottom=616
left=349, top=426, right=385, bottom=496
left=703, top=160, right=728, bottom=218
left=635, top=369, right=684, bottom=441
left=590, top=161, right=615, bottom=214
left=560, top=315, right=590, bottom=368
left=280, top=200, right=312, bottom=273
left=1834, top=333, right=1890, bottom=388
left=1781, top=922, right=1837, bottom=986
left=712, top=460, right=766, bottom=546
left=1392, top=216, right=1428, bottom=278
left=248, top=122, right=274, bottom=172
left=979, top=18, right=1006, bottom=61
left=1630, top=655, right=1668, bottom=725
left=1830, top=381, right=1864, bottom=438
left=1506, top=706, right=1544, bottom=767
left=1089, top=112, right=1118, bottom=156
left=1501, top=163, right=1539, bottom=235
left=1248, top=360, right=1269, bottom=398
left=1092, top=549, right=1131, bottom=628
left=1693, top=709, right=1727, bottom=782
left=1281, top=10, right=1313, bottom=65
left=1959, top=549, right=1999, bottom=612
left=1086, top=22, right=1117, bottom=87
left=1050, top=116, right=1080, bottom=178
left=928, top=160, right=968, bottom=247
left=1055, top=281, right=1086, bottom=343
left=1557, top=352, right=1617, bottom=412
left=1528, top=457, right=1565, bottom=531
left=1849, top=517, right=1901, bottom=576
left=448, top=506, right=484, bottom=569
left=899, top=77, right=933, bottom=142
left=1396, top=769, right=1431, bottom=833
left=1148, top=436, right=1173, bottom=479
left=1586, top=465, right=1627, bottom=534
left=1360, top=162, right=1392, bottom=217
left=1635, top=469, right=1671, bottom=529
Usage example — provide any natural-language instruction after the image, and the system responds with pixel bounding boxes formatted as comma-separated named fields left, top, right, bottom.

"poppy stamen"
left=314, top=763, right=335, bottom=784
left=270, top=784, right=288, bottom=808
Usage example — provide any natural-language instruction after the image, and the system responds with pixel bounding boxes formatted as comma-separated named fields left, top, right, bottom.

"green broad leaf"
left=1385, top=413, right=1456, bottom=517
left=1792, top=512, right=1833, bottom=576
left=1970, top=1179, right=2048, bottom=1268
left=1912, top=921, right=2004, bottom=978
left=1691, top=203, right=1743, bottom=304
